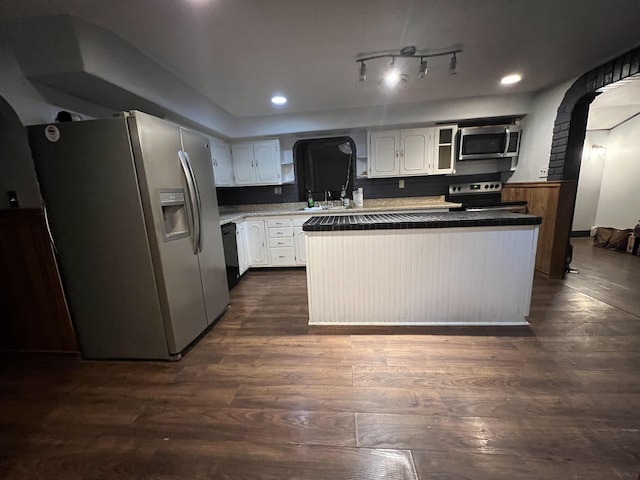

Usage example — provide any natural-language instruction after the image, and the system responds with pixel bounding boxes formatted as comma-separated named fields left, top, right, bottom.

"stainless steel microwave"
left=458, top=125, right=521, bottom=160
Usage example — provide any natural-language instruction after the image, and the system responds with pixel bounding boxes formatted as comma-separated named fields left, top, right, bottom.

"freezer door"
left=128, top=112, right=208, bottom=353
left=27, top=118, right=170, bottom=359
left=180, top=128, right=230, bottom=323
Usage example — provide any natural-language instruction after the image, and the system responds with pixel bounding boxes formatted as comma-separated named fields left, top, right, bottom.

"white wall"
left=572, top=130, right=609, bottom=231
left=0, top=37, right=115, bottom=208
left=234, top=93, right=532, bottom=138
left=594, top=114, right=640, bottom=229
left=505, top=79, right=574, bottom=183
left=0, top=36, right=111, bottom=125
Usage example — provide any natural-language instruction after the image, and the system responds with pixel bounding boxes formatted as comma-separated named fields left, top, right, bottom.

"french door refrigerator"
left=28, top=111, right=229, bottom=360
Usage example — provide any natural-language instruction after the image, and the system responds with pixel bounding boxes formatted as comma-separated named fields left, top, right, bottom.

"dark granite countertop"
left=302, top=211, right=542, bottom=231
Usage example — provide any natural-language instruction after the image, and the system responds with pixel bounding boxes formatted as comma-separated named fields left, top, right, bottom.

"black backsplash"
left=217, top=172, right=501, bottom=205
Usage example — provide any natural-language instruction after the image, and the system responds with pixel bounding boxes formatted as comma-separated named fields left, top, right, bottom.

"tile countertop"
left=302, top=211, right=543, bottom=231
left=218, top=196, right=461, bottom=225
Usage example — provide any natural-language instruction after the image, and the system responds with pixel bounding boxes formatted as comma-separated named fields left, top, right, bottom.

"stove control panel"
left=448, top=181, right=503, bottom=195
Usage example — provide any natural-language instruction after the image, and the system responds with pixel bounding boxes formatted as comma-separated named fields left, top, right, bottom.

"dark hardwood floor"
left=1, top=237, right=639, bottom=479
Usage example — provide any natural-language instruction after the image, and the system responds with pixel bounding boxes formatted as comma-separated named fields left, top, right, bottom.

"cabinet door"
left=369, top=131, right=399, bottom=177
left=254, top=140, right=281, bottom=185
left=433, top=125, right=457, bottom=175
left=231, top=143, right=256, bottom=185
left=236, top=222, right=250, bottom=275
left=211, top=140, right=233, bottom=186
left=294, top=226, right=307, bottom=265
left=400, top=128, right=432, bottom=175
left=247, top=220, right=270, bottom=266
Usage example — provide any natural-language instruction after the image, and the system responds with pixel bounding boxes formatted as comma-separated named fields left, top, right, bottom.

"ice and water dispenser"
left=159, top=189, right=190, bottom=241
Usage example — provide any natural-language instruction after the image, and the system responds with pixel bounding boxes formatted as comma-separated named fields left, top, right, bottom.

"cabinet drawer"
left=269, top=237, right=293, bottom=248
left=293, top=216, right=311, bottom=227
left=268, top=227, right=293, bottom=238
left=270, top=247, right=295, bottom=265
left=267, top=218, right=292, bottom=228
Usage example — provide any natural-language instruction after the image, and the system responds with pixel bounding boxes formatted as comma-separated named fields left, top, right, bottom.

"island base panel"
left=305, top=226, right=538, bottom=326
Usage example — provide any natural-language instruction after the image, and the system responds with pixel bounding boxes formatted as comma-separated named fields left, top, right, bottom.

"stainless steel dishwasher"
left=221, top=223, right=240, bottom=289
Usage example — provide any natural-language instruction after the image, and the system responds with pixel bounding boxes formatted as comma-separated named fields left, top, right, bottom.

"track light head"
left=417, top=59, right=428, bottom=79
left=383, top=58, right=401, bottom=87
left=358, top=62, right=366, bottom=82
left=449, top=53, right=457, bottom=76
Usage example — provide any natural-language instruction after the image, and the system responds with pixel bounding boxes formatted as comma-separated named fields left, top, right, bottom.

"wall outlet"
left=399, top=179, right=405, bottom=189
left=538, top=166, right=548, bottom=178
left=274, top=186, right=282, bottom=195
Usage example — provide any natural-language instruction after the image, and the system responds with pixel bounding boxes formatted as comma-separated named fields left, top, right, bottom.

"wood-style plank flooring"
left=1, top=237, right=639, bottom=479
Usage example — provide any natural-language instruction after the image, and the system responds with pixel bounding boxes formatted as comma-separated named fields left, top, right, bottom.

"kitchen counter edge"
left=218, top=202, right=461, bottom=225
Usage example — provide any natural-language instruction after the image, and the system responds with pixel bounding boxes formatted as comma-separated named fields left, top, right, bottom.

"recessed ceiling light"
left=501, top=74, right=522, bottom=85
left=271, top=95, right=287, bottom=105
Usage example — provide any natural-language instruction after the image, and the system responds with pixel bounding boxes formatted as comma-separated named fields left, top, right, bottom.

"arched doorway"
left=544, top=46, right=640, bottom=273
left=547, top=46, right=640, bottom=181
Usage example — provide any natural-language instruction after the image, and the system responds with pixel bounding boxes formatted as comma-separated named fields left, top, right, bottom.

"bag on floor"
left=593, top=227, right=632, bottom=250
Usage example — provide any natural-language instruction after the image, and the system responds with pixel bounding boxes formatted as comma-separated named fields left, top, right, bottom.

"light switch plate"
left=274, top=186, right=282, bottom=194
left=399, top=179, right=405, bottom=189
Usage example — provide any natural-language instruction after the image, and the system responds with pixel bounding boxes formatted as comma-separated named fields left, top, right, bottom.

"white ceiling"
left=1, top=0, right=640, bottom=118
left=587, top=76, right=640, bottom=130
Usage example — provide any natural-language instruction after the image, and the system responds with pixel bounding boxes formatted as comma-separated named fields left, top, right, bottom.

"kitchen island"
left=303, top=211, right=542, bottom=326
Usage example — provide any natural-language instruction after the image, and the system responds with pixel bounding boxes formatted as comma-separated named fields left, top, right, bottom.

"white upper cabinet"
left=211, top=140, right=234, bottom=186
left=231, top=139, right=282, bottom=186
left=253, top=140, right=281, bottom=184
left=231, top=143, right=256, bottom=185
left=400, top=128, right=432, bottom=175
left=433, top=125, right=458, bottom=175
left=369, top=131, right=399, bottom=177
left=368, top=128, right=434, bottom=177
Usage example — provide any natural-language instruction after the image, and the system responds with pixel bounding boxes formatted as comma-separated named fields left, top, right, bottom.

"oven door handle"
left=466, top=205, right=526, bottom=212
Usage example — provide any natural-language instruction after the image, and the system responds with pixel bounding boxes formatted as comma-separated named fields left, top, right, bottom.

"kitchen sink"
left=300, top=205, right=348, bottom=211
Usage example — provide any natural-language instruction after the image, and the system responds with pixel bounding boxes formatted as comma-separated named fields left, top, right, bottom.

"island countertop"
left=302, top=211, right=542, bottom=231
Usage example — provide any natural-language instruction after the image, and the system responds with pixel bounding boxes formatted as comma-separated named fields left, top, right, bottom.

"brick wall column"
left=547, top=45, right=640, bottom=180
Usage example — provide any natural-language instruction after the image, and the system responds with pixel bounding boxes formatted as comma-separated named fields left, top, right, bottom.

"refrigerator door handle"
left=178, top=150, right=199, bottom=255
left=183, top=151, right=203, bottom=253
left=43, top=203, right=58, bottom=255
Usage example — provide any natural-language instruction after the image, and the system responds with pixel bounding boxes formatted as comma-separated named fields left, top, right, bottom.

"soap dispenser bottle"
left=307, top=190, right=314, bottom=208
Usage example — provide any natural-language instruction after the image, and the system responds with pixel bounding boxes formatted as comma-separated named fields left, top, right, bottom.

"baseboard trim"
left=571, top=230, right=591, bottom=237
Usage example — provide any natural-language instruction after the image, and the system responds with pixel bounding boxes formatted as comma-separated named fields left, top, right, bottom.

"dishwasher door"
left=221, top=223, right=240, bottom=290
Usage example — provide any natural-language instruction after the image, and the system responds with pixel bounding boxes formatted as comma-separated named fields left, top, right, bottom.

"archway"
left=547, top=46, right=640, bottom=181
left=545, top=46, right=640, bottom=273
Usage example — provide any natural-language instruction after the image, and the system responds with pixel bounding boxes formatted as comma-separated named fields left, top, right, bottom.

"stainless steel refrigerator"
left=28, top=111, right=229, bottom=360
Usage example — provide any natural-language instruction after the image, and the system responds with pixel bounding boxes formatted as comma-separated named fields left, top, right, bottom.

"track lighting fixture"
left=358, top=61, right=367, bottom=82
left=384, top=57, right=401, bottom=87
left=417, top=58, right=428, bottom=79
left=356, top=45, right=461, bottom=84
left=449, top=53, right=457, bottom=76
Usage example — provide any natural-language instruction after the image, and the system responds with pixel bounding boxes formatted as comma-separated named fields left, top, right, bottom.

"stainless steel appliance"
left=458, top=125, right=521, bottom=161
left=447, top=181, right=527, bottom=213
left=28, top=111, right=229, bottom=360
left=221, top=222, right=239, bottom=289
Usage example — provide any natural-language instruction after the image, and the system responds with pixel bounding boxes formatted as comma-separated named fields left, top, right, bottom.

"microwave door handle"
left=178, top=150, right=198, bottom=255
left=503, top=128, right=511, bottom=157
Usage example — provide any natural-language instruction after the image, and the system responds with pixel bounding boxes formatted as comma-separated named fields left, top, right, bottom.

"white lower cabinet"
left=234, top=215, right=311, bottom=271
left=235, top=221, right=250, bottom=275
left=246, top=220, right=270, bottom=266
left=293, top=216, right=310, bottom=265
left=266, top=218, right=296, bottom=267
